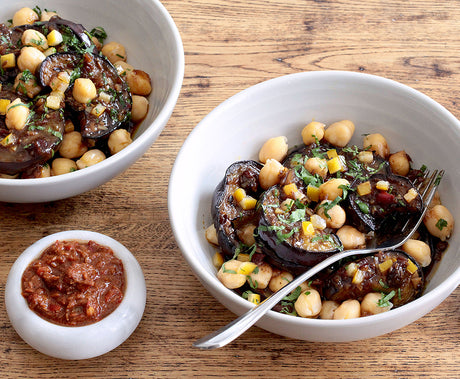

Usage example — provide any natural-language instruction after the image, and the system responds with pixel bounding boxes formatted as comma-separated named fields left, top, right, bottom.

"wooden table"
left=1, top=0, right=459, bottom=377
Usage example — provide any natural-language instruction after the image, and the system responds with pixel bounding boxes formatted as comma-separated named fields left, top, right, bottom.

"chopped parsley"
left=377, top=290, right=395, bottom=307
left=436, top=218, right=448, bottom=231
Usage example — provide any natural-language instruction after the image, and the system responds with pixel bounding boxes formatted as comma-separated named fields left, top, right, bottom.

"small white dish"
left=169, top=71, right=460, bottom=342
left=5, top=230, right=146, bottom=360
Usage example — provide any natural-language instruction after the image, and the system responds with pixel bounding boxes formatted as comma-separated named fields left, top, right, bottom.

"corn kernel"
left=327, top=149, right=338, bottom=159
left=403, top=188, right=418, bottom=203
left=212, top=252, right=224, bottom=269
left=357, top=181, right=372, bottom=196
left=236, top=253, right=251, bottom=262
left=91, top=104, right=106, bottom=117
left=248, top=293, right=261, bottom=305
left=352, top=269, right=365, bottom=284
left=376, top=180, right=390, bottom=191
left=379, top=259, right=393, bottom=272
left=327, top=156, right=346, bottom=174
left=406, top=259, right=418, bottom=274
left=1, top=53, right=16, bottom=69
left=307, top=184, right=320, bottom=202
left=47, top=29, right=63, bottom=46
left=233, top=188, right=246, bottom=203
left=358, top=150, right=373, bottom=163
left=237, top=262, right=258, bottom=275
left=0, top=99, right=11, bottom=115
left=239, top=196, right=257, bottom=210
left=302, top=221, right=315, bottom=236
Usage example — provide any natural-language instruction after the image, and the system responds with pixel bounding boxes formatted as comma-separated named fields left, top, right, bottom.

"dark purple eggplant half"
left=256, top=185, right=342, bottom=272
left=38, top=52, right=131, bottom=138
left=212, top=160, right=263, bottom=258
left=347, top=173, right=423, bottom=233
left=0, top=97, right=64, bottom=175
left=323, top=250, right=424, bottom=308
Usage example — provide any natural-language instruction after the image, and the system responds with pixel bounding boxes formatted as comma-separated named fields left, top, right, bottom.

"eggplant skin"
left=212, top=160, right=263, bottom=257
left=323, top=250, right=424, bottom=307
left=347, top=173, right=423, bottom=233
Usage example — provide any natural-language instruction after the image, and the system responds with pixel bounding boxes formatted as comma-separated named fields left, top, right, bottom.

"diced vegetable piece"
left=43, top=47, right=57, bottom=57
left=358, top=150, right=373, bottom=163
left=376, top=180, right=390, bottom=191
left=233, top=188, right=246, bottom=203
left=236, top=253, right=251, bottom=262
left=357, top=181, right=372, bottom=196
left=307, top=184, right=320, bottom=202
left=47, top=29, right=63, bottom=46
left=352, top=269, right=365, bottom=284
left=379, top=259, right=393, bottom=272
left=346, top=262, right=358, bottom=277
left=403, top=188, right=418, bottom=203
left=91, top=104, right=107, bottom=117
left=302, top=221, right=315, bottom=236
left=0, top=99, right=11, bottom=115
left=327, top=149, right=338, bottom=159
left=46, top=92, right=63, bottom=110
left=406, top=259, right=418, bottom=274
left=310, top=214, right=326, bottom=230
left=1, top=53, right=16, bottom=69
left=0, top=133, right=13, bottom=147
left=248, top=293, right=261, bottom=305
left=327, top=156, right=346, bottom=174
left=239, top=196, right=257, bottom=210
left=237, top=262, right=258, bottom=275
left=99, top=91, right=112, bottom=103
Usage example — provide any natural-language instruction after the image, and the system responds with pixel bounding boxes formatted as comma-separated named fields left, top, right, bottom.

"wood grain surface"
left=1, top=0, right=459, bottom=377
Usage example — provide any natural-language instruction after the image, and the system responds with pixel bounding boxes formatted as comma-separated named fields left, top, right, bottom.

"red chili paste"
left=22, top=240, right=125, bottom=326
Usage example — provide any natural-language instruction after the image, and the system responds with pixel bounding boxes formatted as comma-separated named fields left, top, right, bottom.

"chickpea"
left=12, top=7, right=39, bottom=26
left=72, top=78, right=97, bottom=104
left=37, top=164, right=51, bottom=178
left=336, top=225, right=365, bottom=249
left=301, top=121, right=325, bottom=145
left=101, top=41, right=127, bottom=64
left=388, top=150, right=410, bottom=176
left=258, top=136, right=288, bottom=164
left=319, top=178, right=350, bottom=201
left=40, top=10, right=58, bottom=22
left=324, top=120, right=355, bottom=147
left=0, top=173, right=19, bottom=179
left=13, top=72, right=41, bottom=99
left=217, top=260, right=246, bottom=289
left=423, top=204, right=454, bottom=241
left=304, top=157, right=328, bottom=179
left=51, top=158, right=77, bottom=176
left=59, top=131, right=88, bottom=159
left=76, top=149, right=106, bottom=169
left=108, top=129, right=133, bottom=155
left=5, top=99, right=29, bottom=130
left=131, top=95, right=149, bottom=122
left=21, top=29, right=48, bottom=50
left=247, top=262, right=273, bottom=290
left=333, top=299, right=361, bottom=320
left=126, top=69, right=152, bottom=96
left=17, top=47, right=46, bottom=74
left=114, top=60, right=134, bottom=77
left=269, top=271, right=293, bottom=292
left=363, top=133, right=389, bottom=158
left=237, top=224, right=256, bottom=246
left=317, top=201, right=346, bottom=229
left=205, top=224, right=219, bottom=245
left=401, top=239, right=431, bottom=267
left=295, top=289, right=322, bottom=318
left=361, top=292, right=392, bottom=316
left=259, top=159, right=287, bottom=189
left=319, top=300, right=340, bottom=319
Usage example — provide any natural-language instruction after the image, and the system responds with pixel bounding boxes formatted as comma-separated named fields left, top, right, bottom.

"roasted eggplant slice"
left=256, top=185, right=342, bottom=271
left=0, top=97, right=64, bottom=175
left=38, top=52, right=131, bottom=138
left=212, top=160, right=263, bottom=258
left=323, top=250, right=424, bottom=307
left=348, top=173, right=423, bottom=233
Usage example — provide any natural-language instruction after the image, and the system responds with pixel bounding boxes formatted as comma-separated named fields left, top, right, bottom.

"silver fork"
left=194, top=169, right=444, bottom=349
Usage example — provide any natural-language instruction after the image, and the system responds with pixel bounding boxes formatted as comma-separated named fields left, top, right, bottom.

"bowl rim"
left=169, top=70, right=460, bottom=329
left=0, top=0, right=185, bottom=188
left=5, top=230, right=146, bottom=359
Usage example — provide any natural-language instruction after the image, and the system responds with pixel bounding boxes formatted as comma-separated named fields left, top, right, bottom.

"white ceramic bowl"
left=169, top=71, right=460, bottom=342
left=5, top=230, right=146, bottom=359
left=0, top=0, right=184, bottom=203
